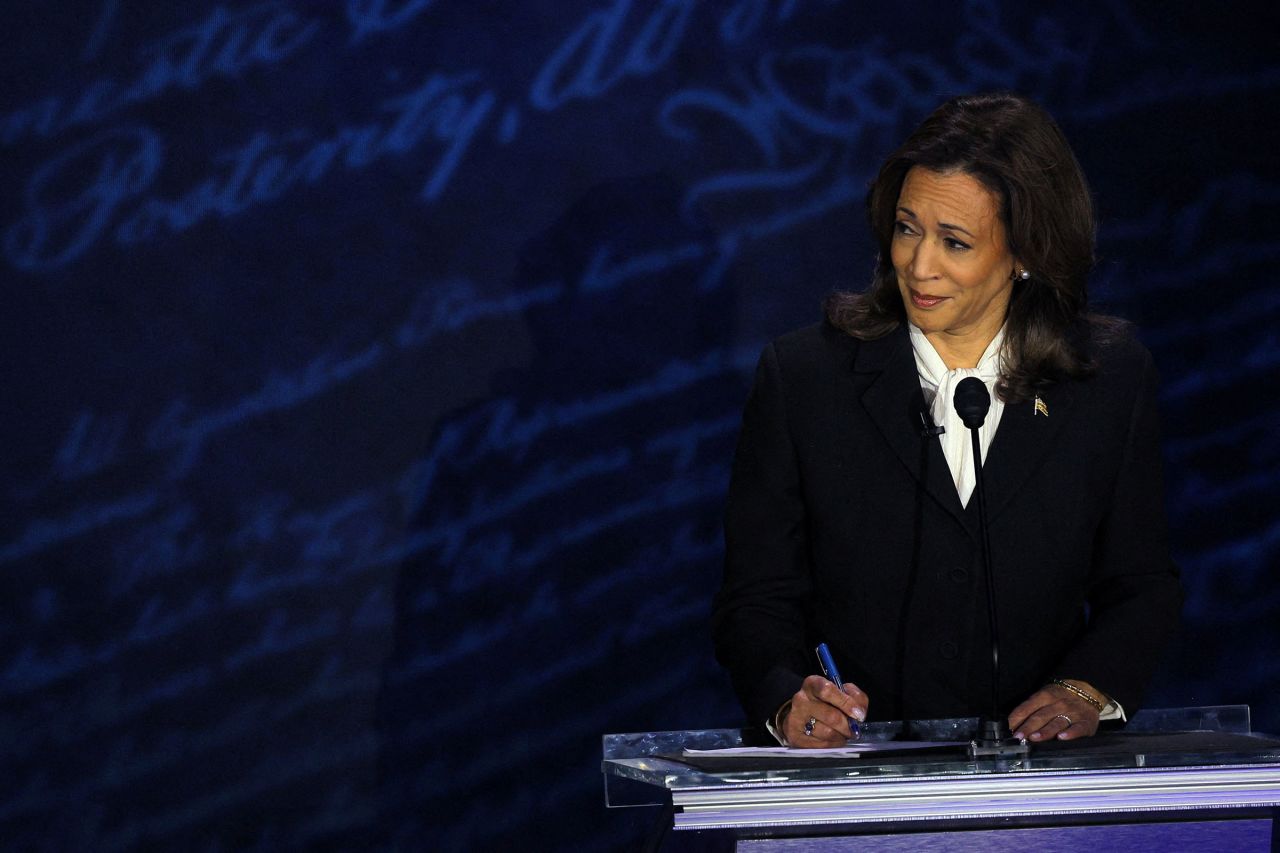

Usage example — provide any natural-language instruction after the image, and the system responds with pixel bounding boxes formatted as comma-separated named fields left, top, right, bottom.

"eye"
left=944, top=237, right=971, bottom=251
left=894, top=220, right=918, bottom=237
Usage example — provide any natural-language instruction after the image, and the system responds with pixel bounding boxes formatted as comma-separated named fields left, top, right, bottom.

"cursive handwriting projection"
left=1, top=3, right=319, bottom=148
left=1163, top=335, right=1280, bottom=402
left=379, top=441, right=728, bottom=603
left=6, top=73, right=497, bottom=271
left=375, top=591, right=672, bottom=752
left=344, top=0, right=437, bottom=43
left=108, top=506, right=206, bottom=599
left=3, top=397, right=727, bottom=723
left=3, top=2, right=866, bottom=275
left=1087, top=176, right=1280, bottom=312
left=2, top=717, right=216, bottom=828
left=81, top=0, right=120, bottom=63
left=951, top=0, right=1083, bottom=90
left=4, top=126, right=163, bottom=272
left=0, top=667, right=213, bottom=766
left=433, top=450, right=633, bottom=561
left=165, top=279, right=550, bottom=481
left=529, top=0, right=849, bottom=114
left=390, top=512, right=726, bottom=707
left=719, top=0, right=842, bottom=44
left=440, top=657, right=704, bottom=792
left=652, top=0, right=1096, bottom=245
left=54, top=410, right=128, bottom=482
left=524, top=0, right=863, bottom=311
left=91, top=732, right=379, bottom=850
left=225, top=492, right=386, bottom=602
left=424, top=656, right=706, bottom=846
left=0, top=581, right=216, bottom=697
left=222, top=608, right=343, bottom=672
left=1, top=642, right=111, bottom=696
left=577, top=231, right=744, bottom=294
left=662, top=15, right=1088, bottom=230
left=142, top=279, right=549, bottom=476
left=1166, top=411, right=1280, bottom=467
left=124, top=590, right=217, bottom=647
left=145, top=342, right=387, bottom=475
left=662, top=67, right=880, bottom=227
left=509, top=463, right=729, bottom=569
left=1179, top=519, right=1280, bottom=577
left=3, top=276, right=550, bottom=570
left=644, top=411, right=742, bottom=471
left=529, top=0, right=697, bottom=111
left=573, top=164, right=864, bottom=303
left=1066, top=67, right=1280, bottom=122
left=0, top=490, right=159, bottom=565
left=579, top=241, right=706, bottom=292
left=1101, top=175, right=1280, bottom=258
left=395, top=345, right=757, bottom=517
left=393, top=279, right=564, bottom=349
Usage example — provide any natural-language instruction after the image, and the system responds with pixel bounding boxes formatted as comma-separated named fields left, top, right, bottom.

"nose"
left=907, top=238, right=941, bottom=282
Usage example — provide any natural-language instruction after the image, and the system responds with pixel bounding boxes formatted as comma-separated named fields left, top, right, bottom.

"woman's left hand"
left=1007, top=681, right=1104, bottom=742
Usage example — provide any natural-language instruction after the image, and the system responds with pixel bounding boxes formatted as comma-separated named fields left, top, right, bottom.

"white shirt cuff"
left=764, top=714, right=788, bottom=745
left=1099, top=698, right=1126, bottom=722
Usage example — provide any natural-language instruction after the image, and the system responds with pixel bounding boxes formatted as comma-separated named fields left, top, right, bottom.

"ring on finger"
left=804, top=717, right=817, bottom=737
left=1054, top=713, right=1073, bottom=726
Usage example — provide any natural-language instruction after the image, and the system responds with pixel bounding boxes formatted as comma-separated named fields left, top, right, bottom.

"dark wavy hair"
left=825, top=92, right=1120, bottom=402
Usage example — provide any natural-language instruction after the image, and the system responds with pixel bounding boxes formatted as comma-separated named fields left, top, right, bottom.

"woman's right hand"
left=780, top=675, right=868, bottom=747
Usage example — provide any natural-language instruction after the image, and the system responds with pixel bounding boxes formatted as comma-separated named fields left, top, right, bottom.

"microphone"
left=953, top=377, right=990, bottom=429
left=953, top=378, right=1028, bottom=758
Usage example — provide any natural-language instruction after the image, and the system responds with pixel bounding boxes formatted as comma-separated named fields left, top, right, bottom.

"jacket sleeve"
left=1052, top=345, right=1184, bottom=714
left=712, top=341, right=815, bottom=727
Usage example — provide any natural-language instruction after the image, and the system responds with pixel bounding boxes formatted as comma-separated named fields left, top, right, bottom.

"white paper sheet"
left=682, top=741, right=965, bottom=759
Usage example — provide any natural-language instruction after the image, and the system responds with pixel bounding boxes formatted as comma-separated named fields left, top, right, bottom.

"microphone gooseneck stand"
left=953, top=377, right=1030, bottom=760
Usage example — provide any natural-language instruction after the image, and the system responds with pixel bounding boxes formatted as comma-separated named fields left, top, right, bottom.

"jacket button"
left=949, top=567, right=969, bottom=583
left=939, top=641, right=958, bottom=659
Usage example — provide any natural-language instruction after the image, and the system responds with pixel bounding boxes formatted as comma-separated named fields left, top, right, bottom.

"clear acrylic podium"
left=602, top=706, right=1280, bottom=850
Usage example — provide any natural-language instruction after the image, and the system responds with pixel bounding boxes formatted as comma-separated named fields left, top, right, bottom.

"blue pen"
left=816, top=643, right=861, bottom=740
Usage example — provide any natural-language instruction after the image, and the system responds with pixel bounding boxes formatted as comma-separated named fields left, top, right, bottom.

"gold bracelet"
left=773, top=699, right=793, bottom=733
left=1051, top=678, right=1106, bottom=712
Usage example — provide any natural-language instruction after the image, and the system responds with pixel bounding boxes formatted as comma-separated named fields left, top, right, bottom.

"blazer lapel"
left=855, top=328, right=971, bottom=533
left=969, top=382, right=1078, bottom=526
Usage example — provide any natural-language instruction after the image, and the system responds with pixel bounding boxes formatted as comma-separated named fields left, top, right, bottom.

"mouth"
left=907, top=287, right=949, bottom=309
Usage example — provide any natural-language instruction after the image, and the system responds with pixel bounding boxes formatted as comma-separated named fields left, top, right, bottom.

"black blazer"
left=713, top=321, right=1183, bottom=728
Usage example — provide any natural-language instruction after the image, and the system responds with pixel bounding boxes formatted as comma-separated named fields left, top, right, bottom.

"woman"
left=713, top=92, right=1182, bottom=747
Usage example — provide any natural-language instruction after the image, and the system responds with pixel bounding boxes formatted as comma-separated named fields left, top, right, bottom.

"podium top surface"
left=602, top=706, right=1280, bottom=794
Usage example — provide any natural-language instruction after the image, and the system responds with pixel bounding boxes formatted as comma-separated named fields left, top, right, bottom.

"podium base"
left=967, top=718, right=1030, bottom=759
left=967, top=736, right=1031, bottom=759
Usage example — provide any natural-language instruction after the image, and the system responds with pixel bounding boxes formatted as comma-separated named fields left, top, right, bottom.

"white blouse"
left=908, top=323, right=1006, bottom=507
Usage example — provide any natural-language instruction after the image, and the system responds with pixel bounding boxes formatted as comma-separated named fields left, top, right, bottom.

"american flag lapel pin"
left=1034, top=395, right=1049, bottom=417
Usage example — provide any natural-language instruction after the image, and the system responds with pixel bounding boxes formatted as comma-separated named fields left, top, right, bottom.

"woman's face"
left=891, top=167, right=1017, bottom=344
